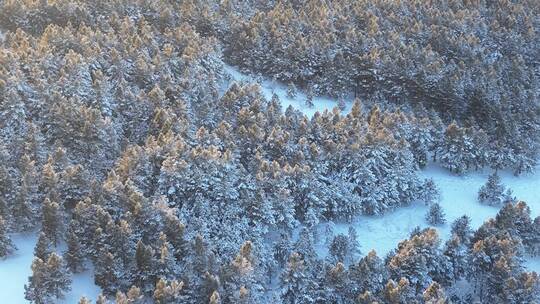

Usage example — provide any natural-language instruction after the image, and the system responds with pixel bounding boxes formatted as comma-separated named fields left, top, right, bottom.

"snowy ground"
left=327, top=163, right=540, bottom=272
left=0, top=233, right=101, bottom=304
left=223, top=64, right=353, bottom=117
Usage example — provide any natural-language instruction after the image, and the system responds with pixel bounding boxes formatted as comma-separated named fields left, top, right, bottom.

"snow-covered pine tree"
left=13, top=172, right=39, bottom=231
left=153, top=279, right=186, bottom=304
left=450, top=215, right=473, bottom=244
left=478, top=172, right=507, bottom=206
left=95, top=294, right=109, bottom=304
left=422, top=282, right=448, bottom=304
left=388, top=228, right=450, bottom=292
left=25, top=257, right=48, bottom=304
left=209, top=290, right=221, bottom=304
left=25, top=253, right=71, bottom=303
left=338, top=99, right=346, bottom=111
left=94, top=251, right=122, bottom=294
left=280, top=252, right=316, bottom=304
left=349, top=250, right=388, bottom=298
left=347, top=227, right=361, bottom=263
left=356, top=290, right=379, bottom=304
left=34, top=232, right=53, bottom=262
left=321, top=262, right=349, bottom=303
left=324, top=221, right=335, bottom=245
left=287, top=82, right=297, bottom=98
left=436, top=122, right=472, bottom=174
left=44, top=253, right=72, bottom=300
left=426, top=203, right=446, bottom=226
left=162, top=211, right=187, bottom=261
left=64, top=221, right=85, bottom=273
left=328, top=234, right=350, bottom=264
left=443, top=235, right=468, bottom=282
left=106, top=219, right=135, bottom=270
left=135, top=240, right=156, bottom=293
left=0, top=215, right=16, bottom=257
left=293, top=228, right=317, bottom=267
left=78, top=296, right=91, bottom=304
left=273, top=232, right=292, bottom=269
left=500, top=272, right=540, bottom=303
left=420, top=178, right=440, bottom=205
left=382, top=278, right=415, bottom=304
left=222, top=241, right=263, bottom=303
left=155, top=233, right=179, bottom=281
left=115, top=286, right=145, bottom=304
left=305, top=87, right=314, bottom=108
left=42, top=198, right=63, bottom=245
left=0, top=152, right=13, bottom=224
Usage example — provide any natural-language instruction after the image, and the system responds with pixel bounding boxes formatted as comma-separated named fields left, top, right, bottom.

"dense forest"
left=0, top=0, right=538, bottom=303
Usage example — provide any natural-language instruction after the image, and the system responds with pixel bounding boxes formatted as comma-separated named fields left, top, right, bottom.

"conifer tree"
left=94, top=251, right=121, bottom=294
left=324, top=221, right=335, bottom=246
left=135, top=240, right=156, bottom=293
left=42, top=198, right=63, bottom=245
left=154, top=279, right=186, bottom=304
left=155, top=233, right=178, bottom=280
left=25, top=253, right=72, bottom=303
left=478, top=172, right=507, bottom=206
left=501, top=272, right=540, bottom=303
left=293, top=228, right=317, bottom=266
left=0, top=215, right=16, bottom=258
left=78, top=296, right=91, bottom=304
left=115, top=286, right=144, bottom=304
left=437, top=122, right=471, bottom=174
left=45, top=253, right=72, bottom=300
left=388, top=228, right=450, bottom=292
left=349, top=250, right=388, bottom=297
left=347, top=227, right=361, bottom=263
left=338, top=99, right=346, bottom=111
left=420, top=179, right=440, bottom=205
left=64, top=221, right=85, bottom=273
left=382, top=278, right=415, bottom=304
left=107, top=219, right=135, bottom=269
left=25, top=257, right=48, bottom=304
left=162, top=212, right=186, bottom=261
left=280, top=252, right=316, bottom=304
left=222, top=241, right=262, bottom=303
left=286, top=83, right=297, bottom=98
left=322, top=262, right=349, bottom=303
left=450, top=215, right=473, bottom=244
left=443, top=235, right=468, bottom=282
left=0, top=157, right=12, bottom=223
left=423, top=282, right=448, bottom=304
left=95, top=294, right=109, bottom=304
left=356, top=290, right=379, bottom=304
left=13, top=176, right=38, bottom=231
left=274, top=232, right=292, bottom=268
left=34, top=232, right=53, bottom=262
left=425, top=203, right=446, bottom=226
left=305, top=90, right=314, bottom=108
left=209, top=290, right=221, bottom=304
left=328, top=234, right=350, bottom=264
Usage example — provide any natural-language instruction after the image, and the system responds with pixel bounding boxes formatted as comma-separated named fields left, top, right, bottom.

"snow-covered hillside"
left=0, top=64, right=537, bottom=303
